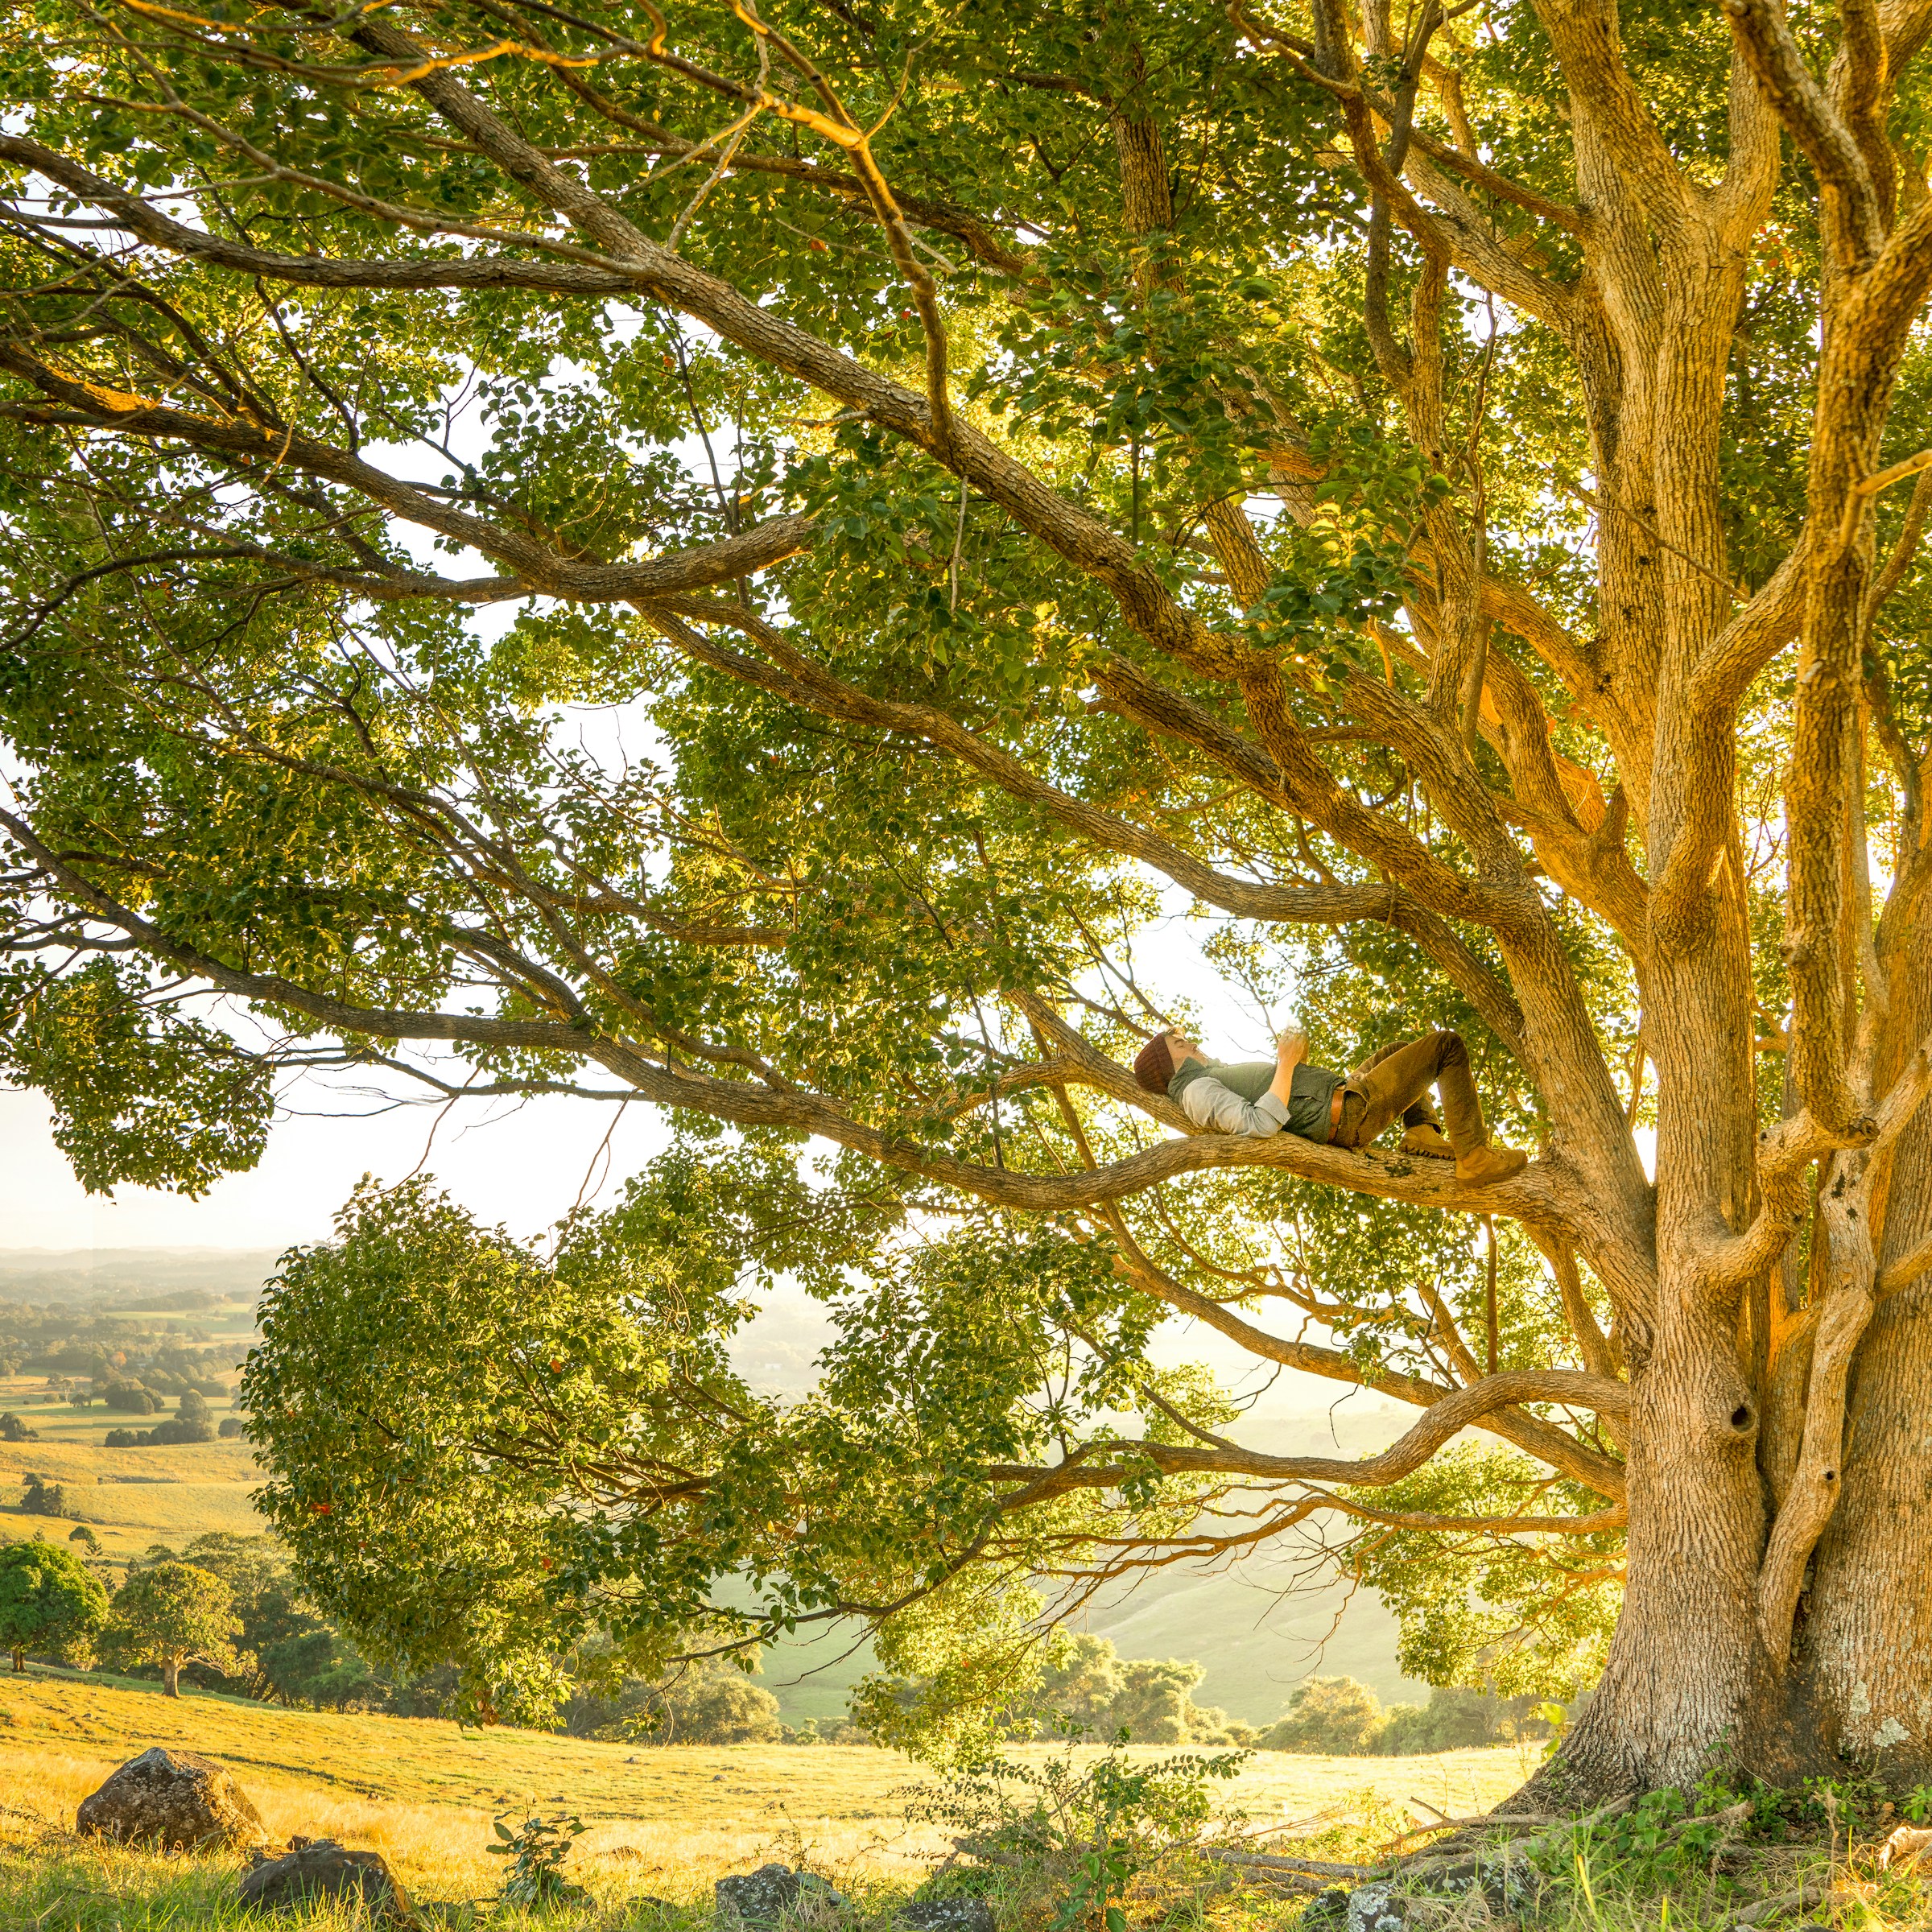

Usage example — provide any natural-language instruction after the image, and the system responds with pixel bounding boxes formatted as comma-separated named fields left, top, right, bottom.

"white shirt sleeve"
left=1177, top=1075, right=1290, bottom=1137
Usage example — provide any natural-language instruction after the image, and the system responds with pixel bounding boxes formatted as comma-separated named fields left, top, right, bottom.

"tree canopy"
left=111, top=1559, right=249, bottom=1697
left=5, top=0, right=1932, bottom=1791
left=0, top=1537, right=109, bottom=1672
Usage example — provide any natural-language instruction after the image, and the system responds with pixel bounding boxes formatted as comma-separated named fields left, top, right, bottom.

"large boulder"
left=716, top=1864, right=849, bottom=1924
left=76, top=1748, right=266, bottom=1852
left=238, top=1837, right=412, bottom=1922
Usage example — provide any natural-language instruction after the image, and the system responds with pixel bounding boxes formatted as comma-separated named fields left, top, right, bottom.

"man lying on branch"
left=1132, top=1026, right=1529, bottom=1186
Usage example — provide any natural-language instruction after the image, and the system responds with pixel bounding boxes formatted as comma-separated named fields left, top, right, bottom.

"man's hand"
left=1276, top=1029, right=1309, bottom=1073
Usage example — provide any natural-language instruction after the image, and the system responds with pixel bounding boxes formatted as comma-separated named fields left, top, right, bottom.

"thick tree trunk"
left=1801, top=1278, right=1932, bottom=1779
left=10, top=1648, right=20, bottom=1673
left=1526, top=1295, right=1773, bottom=1802
left=162, top=1658, right=180, bottom=1698
left=1801, top=939, right=1932, bottom=1781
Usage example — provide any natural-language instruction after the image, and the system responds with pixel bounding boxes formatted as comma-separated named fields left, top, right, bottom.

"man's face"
left=1166, top=1032, right=1202, bottom=1066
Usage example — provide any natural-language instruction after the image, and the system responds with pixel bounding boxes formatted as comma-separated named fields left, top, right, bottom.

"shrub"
left=1257, top=1678, right=1385, bottom=1754
left=564, top=1649, right=783, bottom=1744
left=0, top=1412, right=37, bottom=1442
left=907, top=1732, right=1247, bottom=1929
left=101, top=1380, right=162, bottom=1415
left=134, top=1390, right=217, bottom=1447
left=18, top=1472, right=76, bottom=1519
left=1379, top=1685, right=1555, bottom=1752
left=218, top=1414, right=247, bottom=1439
left=1034, top=1634, right=1255, bottom=1744
left=103, top=1428, right=139, bottom=1447
left=489, top=1813, right=588, bottom=1908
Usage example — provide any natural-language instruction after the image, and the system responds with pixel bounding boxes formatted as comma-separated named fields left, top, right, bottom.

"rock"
left=237, top=1837, right=412, bottom=1922
left=1344, top=1852, right=1547, bottom=1932
left=1300, top=1888, right=1351, bottom=1930
left=1346, top=1881, right=1406, bottom=1932
left=716, top=1864, right=849, bottom=1924
left=76, top=1748, right=267, bottom=1853
left=898, top=1897, right=995, bottom=1932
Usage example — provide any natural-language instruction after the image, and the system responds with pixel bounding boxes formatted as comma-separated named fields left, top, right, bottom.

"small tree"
left=0, top=1413, right=37, bottom=1443
left=145, top=1391, right=216, bottom=1447
left=0, top=1539, right=109, bottom=1673
left=112, top=1561, right=246, bottom=1698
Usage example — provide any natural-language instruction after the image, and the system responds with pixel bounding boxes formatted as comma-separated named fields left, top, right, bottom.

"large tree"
left=3, top=0, right=1931, bottom=1797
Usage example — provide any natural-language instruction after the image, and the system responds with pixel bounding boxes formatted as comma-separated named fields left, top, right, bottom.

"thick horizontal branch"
left=0, top=338, right=813, bottom=598
left=1105, top=1236, right=1627, bottom=1496
left=0, top=807, right=1574, bottom=1224
left=983, top=1372, right=1629, bottom=1505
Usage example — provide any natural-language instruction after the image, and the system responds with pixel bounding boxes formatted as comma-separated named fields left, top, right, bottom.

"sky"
left=0, top=923, right=1403, bottom=1425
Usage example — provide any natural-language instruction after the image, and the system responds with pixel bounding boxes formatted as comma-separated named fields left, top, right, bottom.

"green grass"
left=0, top=1670, right=1535, bottom=1928
left=11, top=1672, right=1912, bottom=1932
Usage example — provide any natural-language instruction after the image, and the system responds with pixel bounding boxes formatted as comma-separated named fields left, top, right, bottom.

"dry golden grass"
left=0, top=1669, right=1534, bottom=1912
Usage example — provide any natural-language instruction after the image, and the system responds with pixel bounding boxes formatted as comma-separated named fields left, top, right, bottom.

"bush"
left=104, top=1428, right=138, bottom=1447
left=564, top=1650, right=783, bottom=1744
left=218, top=1414, right=247, bottom=1439
left=906, top=1732, right=1247, bottom=1927
left=101, top=1380, right=162, bottom=1415
left=1375, top=1686, right=1551, bottom=1753
left=1257, top=1678, right=1386, bottom=1754
left=18, top=1472, right=76, bottom=1519
left=0, top=1412, right=37, bottom=1443
left=1034, top=1633, right=1256, bottom=1745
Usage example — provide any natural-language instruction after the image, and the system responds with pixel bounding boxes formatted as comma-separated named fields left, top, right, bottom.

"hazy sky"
left=0, top=865, right=1305, bottom=1256
left=0, top=940, right=1400, bottom=1426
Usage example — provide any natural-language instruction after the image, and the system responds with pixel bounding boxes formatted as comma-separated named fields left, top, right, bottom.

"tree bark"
left=162, top=1657, right=180, bottom=1699
left=1801, top=935, right=1932, bottom=1778
left=1525, top=1292, right=1775, bottom=1801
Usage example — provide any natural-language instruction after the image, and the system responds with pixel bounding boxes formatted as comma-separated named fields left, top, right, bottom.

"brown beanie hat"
left=1132, top=1033, right=1175, bottom=1095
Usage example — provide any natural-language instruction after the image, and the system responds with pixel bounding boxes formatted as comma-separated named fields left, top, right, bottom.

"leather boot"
left=1455, top=1144, right=1529, bottom=1184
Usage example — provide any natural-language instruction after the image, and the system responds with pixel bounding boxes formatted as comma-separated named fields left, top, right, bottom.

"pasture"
left=0, top=1669, right=1533, bottom=1922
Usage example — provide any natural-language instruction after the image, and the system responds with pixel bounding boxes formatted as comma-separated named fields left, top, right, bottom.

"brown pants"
left=1332, top=1030, right=1488, bottom=1155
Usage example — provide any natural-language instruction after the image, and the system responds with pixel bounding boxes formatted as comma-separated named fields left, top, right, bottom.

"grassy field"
left=0, top=1666, right=1534, bottom=1918
left=0, top=1288, right=261, bottom=1563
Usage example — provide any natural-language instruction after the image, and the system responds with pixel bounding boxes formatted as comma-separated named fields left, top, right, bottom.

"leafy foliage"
left=906, top=1735, right=1247, bottom=1932
left=109, top=1561, right=249, bottom=1690
left=0, top=1538, right=108, bottom=1668
left=8, top=0, right=1922, bottom=1786
left=488, top=1811, right=589, bottom=1909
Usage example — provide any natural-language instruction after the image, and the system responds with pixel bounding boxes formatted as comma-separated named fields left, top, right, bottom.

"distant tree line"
left=1258, top=1675, right=1558, bottom=1756
left=0, top=1296, right=235, bottom=1403
left=102, top=1389, right=243, bottom=1447
left=0, top=1521, right=1545, bottom=1754
left=1031, top=1634, right=1258, bottom=1746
